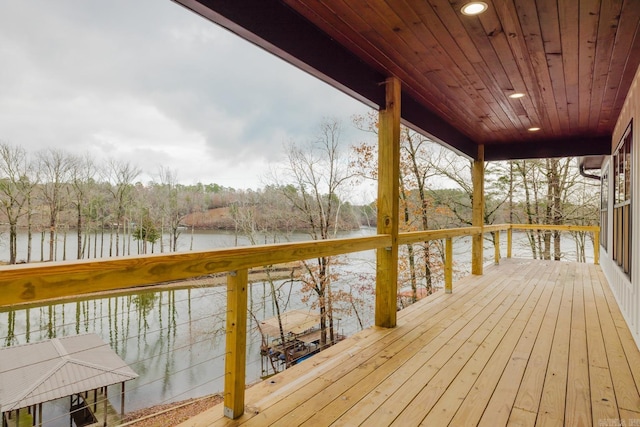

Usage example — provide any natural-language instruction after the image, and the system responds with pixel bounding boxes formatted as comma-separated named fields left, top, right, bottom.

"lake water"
left=0, top=228, right=379, bottom=425
left=0, top=228, right=594, bottom=425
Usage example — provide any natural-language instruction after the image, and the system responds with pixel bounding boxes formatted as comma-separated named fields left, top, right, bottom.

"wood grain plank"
left=223, top=269, right=249, bottom=419
left=428, top=0, right=530, bottom=142
left=599, top=0, right=640, bottom=129
left=507, top=406, right=538, bottom=427
left=393, top=0, right=514, bottom=133
left=385, top=264, right=538, bottom=425
left=528, top=263, right=575, bottom=425
left=594, top=266, right=640, bottom=412
left=0, top=236, right=390, bottom=308
left=510, top=262, right=566, bottom=420
left=564, top=264, right=591, bottom=426
left=558, top=0, right=581, bottom=133
left=427, top=262, right=553, bottom=426
left=290, top=0, right=464, bottom=127
left=178, top=261, right=640, bottom=427
left=358, top=0, right=495, bottom=132
left=506, top=0, right=561, bottom=134
left=583, top=263, right=618, bottom=423
left=477, top=262, right=560, bottom=426
left=589, top=0, right=624, bottom=131
left=619, top=409, right=640, bottom=427
left=293, top=272, right=516, bottom=426
left=535, top=0, right=571, bottom=134
left=241, top=270, right=506, bottom=425
left=578, top=0, right=600, bottom=131
left=321, top=268, right=521, bottom=426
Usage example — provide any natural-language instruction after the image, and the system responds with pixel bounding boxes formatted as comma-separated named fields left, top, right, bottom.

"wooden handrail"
left=397, top=226, right=482, bottom=245
left=506, top=224, right=600, bottom=265
left=510, top=224, right=599, bottom=232
left=0, top=223, right=601, bottom=309
left=0, top=235, right=391, bottom=308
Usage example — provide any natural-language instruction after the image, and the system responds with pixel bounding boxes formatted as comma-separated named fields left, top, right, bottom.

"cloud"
left=0, top=0, right=372, bottom=188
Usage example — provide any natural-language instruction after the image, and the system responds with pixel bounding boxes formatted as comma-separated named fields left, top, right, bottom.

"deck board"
left=179, top=259, right=640, bottom=427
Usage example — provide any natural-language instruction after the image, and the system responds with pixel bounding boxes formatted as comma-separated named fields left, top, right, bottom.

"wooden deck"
left=179, top=259, right=640, bottom=426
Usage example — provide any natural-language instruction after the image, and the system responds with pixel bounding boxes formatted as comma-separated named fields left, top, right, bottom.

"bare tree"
left=37, top=148, right=73, bottom=261
left=156, top=167, right=187, bottom=252
left=278, top=118, right=353, bottom=347
left=0, top=143, right=36, bottom=263
left=104, top=159, right=140, bottom=256
left=68, top=154, right=97, bottom=259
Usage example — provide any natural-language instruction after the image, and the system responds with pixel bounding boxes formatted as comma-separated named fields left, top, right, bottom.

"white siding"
left=602, top=63, right=640, bottom=349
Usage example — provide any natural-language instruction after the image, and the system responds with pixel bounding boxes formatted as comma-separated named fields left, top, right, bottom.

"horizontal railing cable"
left=0, top=287, right=229, bottom=344
left=0, top=326, right=229, bottom=412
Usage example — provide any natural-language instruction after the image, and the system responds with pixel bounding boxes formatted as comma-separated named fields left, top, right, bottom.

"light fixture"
left=509, top=93, right=525, bottom=99
left=528, top=127, right=541, bottom=132
left=461, top=2, right=488, bottom=16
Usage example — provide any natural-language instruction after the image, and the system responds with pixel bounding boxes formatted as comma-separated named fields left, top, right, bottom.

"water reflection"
left=1, top=287, right=227, bottom=412
left=0, top=263, right=376, bottom=419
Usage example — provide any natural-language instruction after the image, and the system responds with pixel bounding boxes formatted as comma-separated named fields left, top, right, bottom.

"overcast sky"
left=0, top=0, right=373, bottom=191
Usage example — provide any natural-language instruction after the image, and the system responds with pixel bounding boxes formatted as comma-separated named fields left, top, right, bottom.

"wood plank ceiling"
left=174, top=0, right=640, bottom=161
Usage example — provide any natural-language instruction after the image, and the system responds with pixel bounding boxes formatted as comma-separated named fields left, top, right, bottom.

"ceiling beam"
left=401, top=92, right=476, bottom=158
left=173, top=0, right=385, bottom=109
left=172, top=0, right=479, bottom=159
left=484, top=136, right=611, bottom=161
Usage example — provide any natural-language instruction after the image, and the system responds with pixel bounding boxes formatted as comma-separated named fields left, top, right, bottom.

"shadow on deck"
left=180, top=258, right=640, bottom=426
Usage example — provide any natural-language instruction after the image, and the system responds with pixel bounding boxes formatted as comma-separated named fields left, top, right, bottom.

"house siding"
left=602, top=62, right=640, bottom=349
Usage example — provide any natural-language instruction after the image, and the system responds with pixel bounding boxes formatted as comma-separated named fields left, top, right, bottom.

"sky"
left=0, top=0, right=374, bottom=193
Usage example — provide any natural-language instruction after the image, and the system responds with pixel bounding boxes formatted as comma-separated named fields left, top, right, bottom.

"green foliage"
left=133, top=211, right=160, bottom=244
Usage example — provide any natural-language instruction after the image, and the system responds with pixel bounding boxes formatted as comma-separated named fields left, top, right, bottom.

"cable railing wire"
left=0, top=286, right=230, bottom=344
left=1, top=275, right=352, bottom=424
left=0, top=296, right=284, bottom=411
left=0, top=328, right=228, bottom=413
left=0, top=273, right=296, bottom=345
left=0, top=309, right=230, bottom=376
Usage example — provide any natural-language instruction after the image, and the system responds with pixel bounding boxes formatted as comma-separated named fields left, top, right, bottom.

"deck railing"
left=0, top=223, right=599, bottom=419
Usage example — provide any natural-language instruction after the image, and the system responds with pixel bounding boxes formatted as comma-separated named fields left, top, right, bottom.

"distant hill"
left=181, top=207, right=235, bottom=229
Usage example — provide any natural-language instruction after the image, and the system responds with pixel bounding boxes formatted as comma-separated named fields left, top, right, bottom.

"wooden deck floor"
left=180, top=259, right=640, bottom=426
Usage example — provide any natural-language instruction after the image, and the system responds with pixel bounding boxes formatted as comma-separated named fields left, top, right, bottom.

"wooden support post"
left=103, top=386, right=107, bottom=427
left=593, top=230, right=600, bottom=265
left=224, top=269, right=248, bottom=419
left=494, top=231, right=500, bottom=265
left=507, top=227, right=512, bottom=258
left=472, top=145, right=485, bottom=275
left=445, top=238, right=453, bottom=294
left=121, top=382, right=125, bottom=418
left=376, top=76, right=401, bottom=328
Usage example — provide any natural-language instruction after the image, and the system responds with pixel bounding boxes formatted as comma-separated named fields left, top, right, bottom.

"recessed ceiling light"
left=461, top=2, right=488, bottom=16
left=528, top=127, right=541, bottom=132
left=509, top=93, right=525, bottom=99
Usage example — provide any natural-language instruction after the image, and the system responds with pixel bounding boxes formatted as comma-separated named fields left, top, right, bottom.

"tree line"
left=0, top=116, right=600, bottom=353
left=0, top=141, right=370, bottom=265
